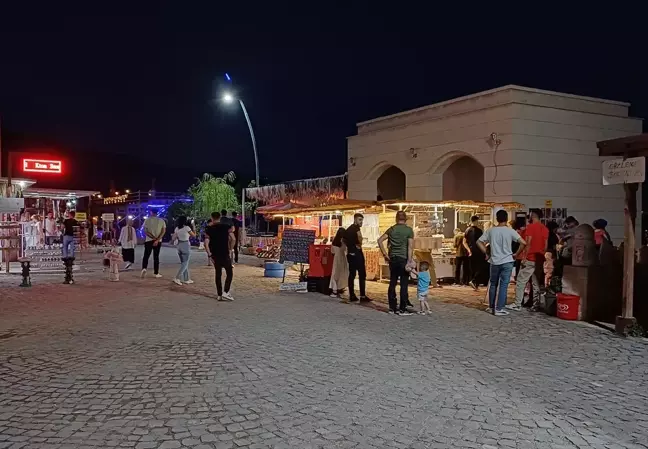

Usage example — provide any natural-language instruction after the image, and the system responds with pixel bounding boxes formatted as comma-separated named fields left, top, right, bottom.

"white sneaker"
left=505, top=304, right=522, bottom=311
left=173, top=278, right=183, bottom=286
left=140, top=269, right=147, bottom=278
left=485, top=307, right=493, bottom=314
left=124, top=262, right=132, bottom=270
left=222, top=291, right=234, bottom=301
left=184, top=279, right=194, bottom=284
left=154, top=274, right=163, bottom=279
left=494, top=309, right=510, bottom=316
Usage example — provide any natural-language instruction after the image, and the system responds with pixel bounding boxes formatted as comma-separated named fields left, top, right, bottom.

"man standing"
left=204, top=212, right=236, bottom=301
left=45, top=212, right=58, bottom=246
left=141, top=208, right=166, bottom=278
left=510, top=209, right=548, bottom=311
left=220, top=209, right=231, bottom=226
left=453, top=228, right=469, bottom=285
left=378, top=211, right=414, bottom=315
left=231, top=211, right=242, bottom=264
left=464, top=215, right=484, bottom=290
left=61, top=211, right=78, bottom=259
left=477, top=210, right=526, bottom=316
left=343, top=213, right=371, bottom=302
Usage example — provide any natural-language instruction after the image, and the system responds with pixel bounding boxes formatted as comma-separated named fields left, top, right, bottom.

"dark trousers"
left=122, top=248, right=135, bottom=263
left=388, top=257, right=409, bottom=311
left=514, top=259, right=522, bottom=280
left=347, top=250, right=366, bottom=298
left=455, top=256, right=469, bottom=285
left=233, top=239, right=239, bottom=263
left=213, top=256, right=233, bottom=296
left=469, top=252, right=484, bottom=285
left=142, top=241, right=161, bottom=274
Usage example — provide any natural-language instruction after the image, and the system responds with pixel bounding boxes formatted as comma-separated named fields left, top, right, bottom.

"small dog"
left=104, top=247, right=123, bottom=282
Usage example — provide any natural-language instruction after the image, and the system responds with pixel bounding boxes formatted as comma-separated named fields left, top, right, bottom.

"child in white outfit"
left=104, top=247, right=123, bottom=282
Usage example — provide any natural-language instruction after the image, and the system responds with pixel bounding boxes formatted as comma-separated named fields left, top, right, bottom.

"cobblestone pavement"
left=1, top=249, right=648, bottom=449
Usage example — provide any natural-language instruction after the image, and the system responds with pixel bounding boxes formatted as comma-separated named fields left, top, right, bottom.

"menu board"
left=279, top=229, right=316, bottom=264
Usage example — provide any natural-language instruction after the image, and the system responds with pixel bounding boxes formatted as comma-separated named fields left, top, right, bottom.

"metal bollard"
left=18, top=258, right=32, bottom=287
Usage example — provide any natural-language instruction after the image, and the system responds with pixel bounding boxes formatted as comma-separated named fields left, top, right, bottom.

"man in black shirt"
left=231, top=211, right=242, bottom=264
left=343, top=213, right=371, bottom=302
left=61, top=211, right=78, bottom=259
left=204, top=211, right=236, bottom=301
left=463, top=215, right=485, bottom=290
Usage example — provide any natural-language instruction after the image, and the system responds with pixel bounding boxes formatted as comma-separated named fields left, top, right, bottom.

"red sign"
left=22, top=159, right=62, bottom=174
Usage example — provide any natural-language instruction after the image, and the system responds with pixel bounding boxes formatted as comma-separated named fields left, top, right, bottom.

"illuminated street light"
left=220, top=88, right=259, bottom=188
left=125, top=189, right=130, bottom=194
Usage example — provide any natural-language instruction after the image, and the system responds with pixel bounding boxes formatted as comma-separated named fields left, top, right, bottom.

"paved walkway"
left=1, top=248, right=647, bottom=449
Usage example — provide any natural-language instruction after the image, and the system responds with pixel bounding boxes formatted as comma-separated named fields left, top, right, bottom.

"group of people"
left=329, top=211, right=433, bottom=316
left=114, top=208, right=242, bottom=301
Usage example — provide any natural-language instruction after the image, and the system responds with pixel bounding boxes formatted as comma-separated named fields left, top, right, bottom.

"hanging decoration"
left=246, top=174, right=347, bottom=205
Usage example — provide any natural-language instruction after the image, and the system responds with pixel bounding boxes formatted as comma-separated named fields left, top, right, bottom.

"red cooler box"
left=556, top=293, right=580, bottom=320
left=308, top=244, right=333, bottom=277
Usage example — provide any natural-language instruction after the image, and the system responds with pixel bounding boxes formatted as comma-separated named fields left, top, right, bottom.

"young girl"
left=416, top=261, right=432, bottom=315
left=104, top=247, right=123, bottom=281
left=172, top=216, right=196, bottom=286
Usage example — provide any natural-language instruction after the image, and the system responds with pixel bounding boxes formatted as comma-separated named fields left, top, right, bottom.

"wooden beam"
left=597, top=133, right=648, bottom=157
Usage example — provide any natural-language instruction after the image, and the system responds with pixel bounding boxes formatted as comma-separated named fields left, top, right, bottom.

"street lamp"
left=221, top=91, right=259, bottom=189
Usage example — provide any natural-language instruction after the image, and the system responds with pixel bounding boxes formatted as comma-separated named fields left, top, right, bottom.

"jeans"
left=346, top=250, right=366, bottom=298
left=388, top=257, right=409, bottom=311
left=488, top=261, right=514, bottom=311
left=212, top=256, right=233, bottom=296
left=515, top=260, right=540, bottom=307
left=142, top=241, right=161, bottom=274
left=176, top=241, right=191, bottom=281
left=62, top=235, right=75, bottom=259
left=455, top=256, right=469, bottom=285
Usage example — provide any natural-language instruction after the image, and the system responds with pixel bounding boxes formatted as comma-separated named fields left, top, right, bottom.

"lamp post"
left=222, top=92, right=259, bottom=189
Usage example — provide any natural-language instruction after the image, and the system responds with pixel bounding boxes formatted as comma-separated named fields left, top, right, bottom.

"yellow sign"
left=544, top=200, right=552, bottom=208
left=75, top=212, right=87, bottom=220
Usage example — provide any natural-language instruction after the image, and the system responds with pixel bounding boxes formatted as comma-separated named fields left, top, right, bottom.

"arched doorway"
left=442, top=156, right=484, bottom=201
left=377, top=166, right=406, bottom=200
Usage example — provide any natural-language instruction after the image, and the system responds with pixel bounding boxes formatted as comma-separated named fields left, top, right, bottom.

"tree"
left=189, top=172, right=239, bottom=222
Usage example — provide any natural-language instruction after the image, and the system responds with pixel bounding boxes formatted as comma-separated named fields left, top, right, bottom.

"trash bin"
left=556, top=293, right=580, bottom=320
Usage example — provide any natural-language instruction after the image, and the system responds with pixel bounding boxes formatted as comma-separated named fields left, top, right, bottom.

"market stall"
left=1, top=187, right=98, bottom=273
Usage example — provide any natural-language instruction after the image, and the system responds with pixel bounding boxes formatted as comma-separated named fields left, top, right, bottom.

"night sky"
left=0, top=3, right=646, bottom=193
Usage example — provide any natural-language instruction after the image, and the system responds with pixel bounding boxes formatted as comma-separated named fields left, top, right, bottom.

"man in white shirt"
left=477, top=210, right=526, bottom=316
left=45, top=212, right=59, bottom=245
left=141, top=209, right=166, bottom=278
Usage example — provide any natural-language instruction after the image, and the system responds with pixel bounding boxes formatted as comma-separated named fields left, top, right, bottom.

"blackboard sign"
left=279, top=229, right=316, bottom=264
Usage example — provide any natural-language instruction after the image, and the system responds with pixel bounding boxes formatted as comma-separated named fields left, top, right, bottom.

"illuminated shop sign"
left=22, top=159, right=62, bottom=174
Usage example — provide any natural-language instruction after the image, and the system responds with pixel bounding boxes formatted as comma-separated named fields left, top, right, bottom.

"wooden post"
left=617, top=182, right=638, bottom=333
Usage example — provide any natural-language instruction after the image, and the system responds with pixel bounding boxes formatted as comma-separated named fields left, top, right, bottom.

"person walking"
left=204, top=211, right=236, bottom=301
left=378, top=210, right=414, bottom=315
left=118, top=218, right=137, bottom=270
left=172, top=216, right=195, bottom=286
left=464, top=215, right=484, bottom=290
left=231, top=211, right=242, bottom=264
left=343, top=213, right=371, bottom=302
left=477, top=209, right=526, bottom=316
left=510, top=209, right=548, bottom=311
left=329, top=228, right=349, bottom=301
left=141, top=208, right=166, bottom=278
left=453, top=228, right=469, bottom=285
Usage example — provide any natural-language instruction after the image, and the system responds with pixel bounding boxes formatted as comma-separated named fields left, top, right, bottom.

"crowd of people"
left=102, top=206, right=618, bottom=316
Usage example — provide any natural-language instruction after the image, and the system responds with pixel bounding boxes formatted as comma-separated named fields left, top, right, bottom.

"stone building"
left=347, top=85, right=643, bottom=240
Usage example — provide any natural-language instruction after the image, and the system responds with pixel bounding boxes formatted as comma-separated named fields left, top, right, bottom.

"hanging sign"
left=22, top=159, right=62, bottom=174
left=101, top=213, right=115, bottom=221
left=75, top=212, right=87, bottom=221
left=602, top=157, right=645, bottom=185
